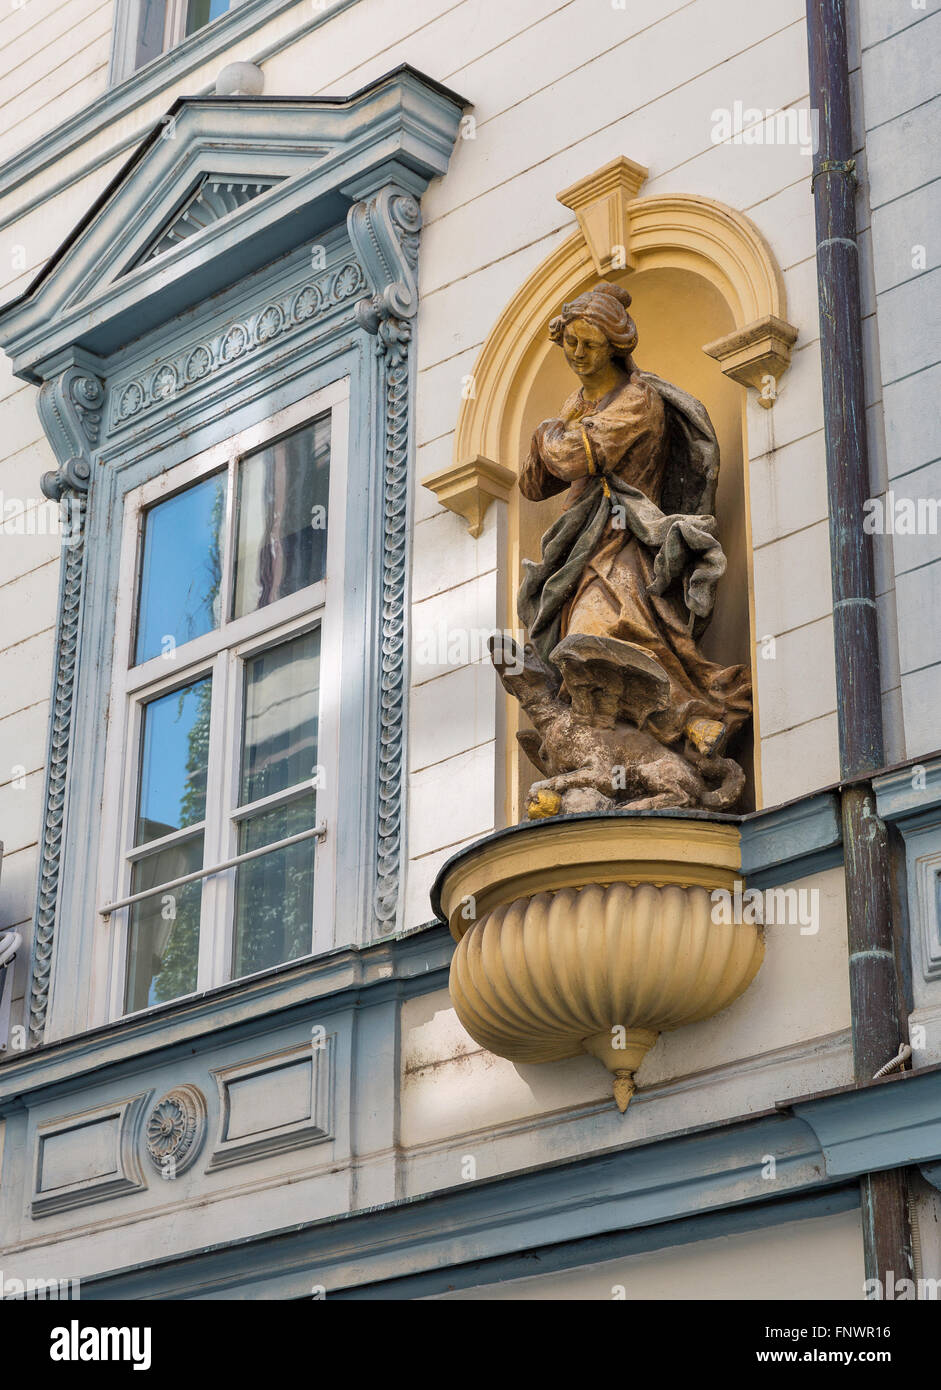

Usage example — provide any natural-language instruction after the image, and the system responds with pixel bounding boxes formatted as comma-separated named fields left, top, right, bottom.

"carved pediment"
left=0, top=67, right=468, bottom=382
left=129, top=174, right=283, bottom=269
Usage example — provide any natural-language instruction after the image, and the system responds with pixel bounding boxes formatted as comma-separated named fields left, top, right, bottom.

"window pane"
left=137, top=677, right=212, bottom=845
left=135, top=0, right=168, bottom=69
left=233, top=796, right=316, bottom=978
left=125, top=834, right=203, bottom=1011
left=240, top=628, right=320, bottom=806
left=186, top=0, right=231, bottom=35
left=135, top=472, right=226, bottom=665
left=232, top=416, right=330, bottom=619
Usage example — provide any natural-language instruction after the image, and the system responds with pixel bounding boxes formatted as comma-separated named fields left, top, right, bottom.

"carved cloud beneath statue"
left=492, top=281, right=752, bottom=819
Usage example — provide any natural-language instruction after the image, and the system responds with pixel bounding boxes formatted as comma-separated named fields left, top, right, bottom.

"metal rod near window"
left=100, top=822, right=327, bottom=918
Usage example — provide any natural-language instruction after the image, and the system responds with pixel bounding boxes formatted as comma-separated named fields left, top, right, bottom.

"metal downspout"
left=804, top=0, right=913, bottom=1290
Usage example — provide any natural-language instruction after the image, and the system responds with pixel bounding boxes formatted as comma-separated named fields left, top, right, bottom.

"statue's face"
left=561, top=316, right=612, bottom=379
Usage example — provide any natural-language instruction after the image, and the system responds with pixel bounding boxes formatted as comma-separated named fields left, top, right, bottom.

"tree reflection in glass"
left=125, top=676, right=211, bottom=1011
left=233, top=628, right=320, bottom=977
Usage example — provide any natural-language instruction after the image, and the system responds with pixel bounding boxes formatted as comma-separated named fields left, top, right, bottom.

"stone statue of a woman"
left=492, top=280, right=753, bottom=817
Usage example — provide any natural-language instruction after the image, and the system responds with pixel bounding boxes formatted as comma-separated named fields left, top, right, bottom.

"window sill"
left=0, top=923, right=452, bottom=1103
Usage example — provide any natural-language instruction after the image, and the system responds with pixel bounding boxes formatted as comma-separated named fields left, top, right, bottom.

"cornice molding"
left=0, top=0, right=362, bottom=220
left=0, top=69, right=467, bottom=382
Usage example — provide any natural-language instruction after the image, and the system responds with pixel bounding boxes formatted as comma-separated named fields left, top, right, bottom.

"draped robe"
left=517, top=370, right=752, bottom=745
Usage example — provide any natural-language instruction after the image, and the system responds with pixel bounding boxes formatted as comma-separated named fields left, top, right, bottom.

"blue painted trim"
left=66, top=1068, right=941, bottom=1300
left=0, top=926, right=454, bottom=1110
left=740, top=792, right=843, bottom=889
left=0, top=0, right=364, bottom=223
left=0, top=70, right=468, bottom=380
left=85, top=1184, right=862, bottom=1300
left=328, top=1185, right=861, bottom=1299
left=791, top=1066, right=941, bottom=1175
left=874, top=752, right=941, bottom=829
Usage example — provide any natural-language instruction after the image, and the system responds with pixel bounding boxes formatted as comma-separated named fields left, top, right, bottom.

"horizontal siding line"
left=901, top=658, right=941, bottom=679
left=407, top=822, right=496, bottom=863
left=885, top=453, right=941, bottom=485
left=410, top=736, right=495, bottom=777
left=0, top=30, right=111, bottom=120
left=442, top=0, right=580, bottom=78
left=865, top=89, right=941, bottom=139
left=860, top=7, right=938, bottom=55
left=0, top=765, right=44, bottom=790
left=874, top=264, right=941, bottom=300
left=752, top=514, right=830, bottom=554
left=0, top=623, right=55, bottom=657
left=423, top=18, right=807, bottom=236
left=325, top=0, right=475, bottom=91
left=457, top=0, right=699, bottom=130
left=869, top=171, right=941, bottom=216
left=0, top=695, right=48, bottom=725
left=0, top=1, right=112, bottom=100
left=411, top=566, right=498, bottom=610
left=0, top=554, right=59, bottom=588
left=895, top=553, right=941, bottom=582
left=754, top=610, right=836, bottom=645
left=761, top=708, right=837, bottom=741
left=883, top=356, right=941, bottom=391
left=0, top=554, right=60, bottom=589
left=420, top=225, right=564, bottom=305
left=417, top=427, right=458, bottom=452
left=749, top=423, right=824, bottom=461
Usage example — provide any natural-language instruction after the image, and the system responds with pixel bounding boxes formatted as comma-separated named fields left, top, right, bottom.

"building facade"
left=0, top=0, right=939, bottom=1300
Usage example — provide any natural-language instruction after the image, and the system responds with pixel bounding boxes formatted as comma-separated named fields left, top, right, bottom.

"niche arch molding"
left=446, top=176, right=797, bottom=483
left=424, top=161, right=799, bottom=819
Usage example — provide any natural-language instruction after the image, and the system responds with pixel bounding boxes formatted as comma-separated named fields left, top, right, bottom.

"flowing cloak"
left=517, top=370, right=752, bottom=745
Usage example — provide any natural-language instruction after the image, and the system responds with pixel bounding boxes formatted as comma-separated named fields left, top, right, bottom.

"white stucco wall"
left=0, top=0, right=916, bottom=1116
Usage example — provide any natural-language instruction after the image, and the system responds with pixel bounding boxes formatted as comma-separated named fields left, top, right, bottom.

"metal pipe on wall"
left=804, top=0, right=912, bottom=1290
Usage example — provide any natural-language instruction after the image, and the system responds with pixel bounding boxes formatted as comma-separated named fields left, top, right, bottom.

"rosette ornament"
left=436, top=817, right=764, bottom=1111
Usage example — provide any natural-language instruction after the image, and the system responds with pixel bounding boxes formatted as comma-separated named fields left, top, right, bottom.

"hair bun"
left=593, top=281, right=632, bottom=309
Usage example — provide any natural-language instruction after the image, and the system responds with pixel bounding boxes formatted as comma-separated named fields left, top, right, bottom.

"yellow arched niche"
left=423, top=158, right=798, bottom=821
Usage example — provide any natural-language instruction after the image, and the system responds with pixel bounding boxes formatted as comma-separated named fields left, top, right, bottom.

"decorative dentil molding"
left=347, top=184, right=422, bottom=931
left=556, top=155, right=649, bottom=273
left=28, top=356, right=104, bottom=1045
left=422, top=455, right=516, bottom=537
left=131, top=174, right=282, bottom=269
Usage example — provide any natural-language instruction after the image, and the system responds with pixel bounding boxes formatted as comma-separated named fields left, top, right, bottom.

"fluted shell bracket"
left=440, top=816, right=764, bottom=1111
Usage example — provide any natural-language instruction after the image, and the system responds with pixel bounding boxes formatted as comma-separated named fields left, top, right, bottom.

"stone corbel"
left=36, top=351, right=106, bottom=499
left=556, top=155, right=649, bottom=274
left=347, top=180, right=422, bottom=354
left=421, top=455, right=516, bottom=537
left=702, top=315, right=799, bottom=408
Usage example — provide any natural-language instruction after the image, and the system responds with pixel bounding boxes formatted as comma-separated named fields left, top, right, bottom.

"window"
left=99, top=387, right=347, bottom=1018
left=129, top=0, right=236, bottom=72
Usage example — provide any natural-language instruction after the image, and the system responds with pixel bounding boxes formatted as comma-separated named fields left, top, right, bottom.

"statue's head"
left=549, top=281, right=638, bottom=380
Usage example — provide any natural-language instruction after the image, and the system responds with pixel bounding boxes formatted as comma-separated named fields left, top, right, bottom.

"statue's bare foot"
left=527, top=787, right=562, bottom=820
